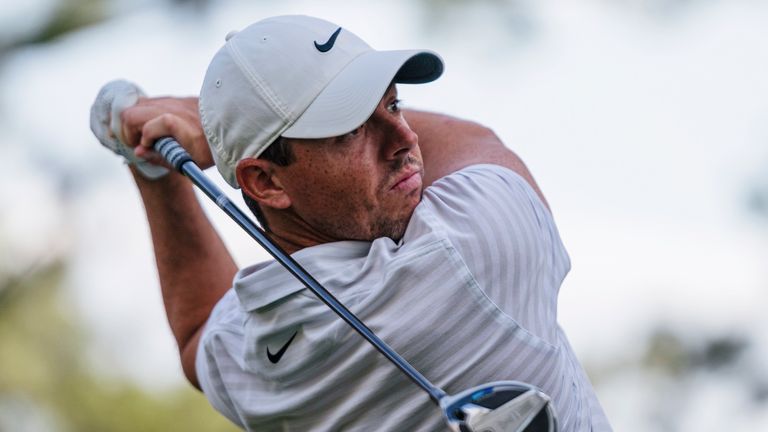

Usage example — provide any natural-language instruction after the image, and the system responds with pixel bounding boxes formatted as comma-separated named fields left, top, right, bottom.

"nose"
left=379, top=113, right=418, bottom=161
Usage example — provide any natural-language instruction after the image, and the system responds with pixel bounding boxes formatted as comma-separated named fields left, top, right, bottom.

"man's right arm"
left=119, top=97, right=237, bottom=390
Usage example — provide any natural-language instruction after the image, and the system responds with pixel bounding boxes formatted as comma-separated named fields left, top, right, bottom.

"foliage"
left=0, top=0, right=104, bottom=56
left=0, top=262, right=238, bottom=432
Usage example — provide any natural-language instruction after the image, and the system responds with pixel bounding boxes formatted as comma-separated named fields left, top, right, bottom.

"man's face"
left=275, top=85, right=423, bottom=242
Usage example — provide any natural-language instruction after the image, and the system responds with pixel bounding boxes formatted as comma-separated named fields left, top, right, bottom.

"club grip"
left=155, top=137, right=193, bottom=171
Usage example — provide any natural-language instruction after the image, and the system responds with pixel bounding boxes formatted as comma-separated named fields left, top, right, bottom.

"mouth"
left=389, top=167, right=423, bottom=193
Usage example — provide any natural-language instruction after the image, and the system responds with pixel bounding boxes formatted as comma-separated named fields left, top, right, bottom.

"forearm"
left=132, top=168, right=237, bottom=387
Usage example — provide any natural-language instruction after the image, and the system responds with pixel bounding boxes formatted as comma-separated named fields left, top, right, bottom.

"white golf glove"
left=89, top=80, right=170, bottom=179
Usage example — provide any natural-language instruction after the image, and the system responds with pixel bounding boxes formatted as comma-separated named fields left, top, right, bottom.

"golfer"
left=91, top=15, right=611, bottom=432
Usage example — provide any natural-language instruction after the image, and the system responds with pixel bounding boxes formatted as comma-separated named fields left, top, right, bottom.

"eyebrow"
left=383, top=83, right=398, bottom=100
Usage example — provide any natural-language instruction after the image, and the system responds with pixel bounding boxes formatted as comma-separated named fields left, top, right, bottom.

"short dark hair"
left=242, top=137, right=295, bottom=231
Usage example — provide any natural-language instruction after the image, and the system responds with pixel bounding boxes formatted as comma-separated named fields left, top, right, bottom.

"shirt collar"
left=234, top=240, right=375, bottom=311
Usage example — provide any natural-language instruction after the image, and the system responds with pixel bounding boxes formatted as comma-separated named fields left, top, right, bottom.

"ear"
left=235, top=158, right=292, bottom=210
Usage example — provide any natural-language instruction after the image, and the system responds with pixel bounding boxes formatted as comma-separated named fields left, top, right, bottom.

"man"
left=91, top=15, right=611, bottom=431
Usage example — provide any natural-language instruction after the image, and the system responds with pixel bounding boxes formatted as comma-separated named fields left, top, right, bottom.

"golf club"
left=155, top=136, right=558, bottom=432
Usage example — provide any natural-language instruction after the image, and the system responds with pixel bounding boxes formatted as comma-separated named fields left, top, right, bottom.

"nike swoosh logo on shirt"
left=267, top=331, right=298, bottom=364
left=314, top=27, right=342, bottom=52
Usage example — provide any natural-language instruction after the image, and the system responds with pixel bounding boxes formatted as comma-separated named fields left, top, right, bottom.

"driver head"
left=440, top=381, right=557, bottom=432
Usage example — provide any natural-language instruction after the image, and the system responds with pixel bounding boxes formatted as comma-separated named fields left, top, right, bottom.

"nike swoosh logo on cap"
left=314, top=27, right=342, bottom=52
left=266, top=331, right=298, bottom=364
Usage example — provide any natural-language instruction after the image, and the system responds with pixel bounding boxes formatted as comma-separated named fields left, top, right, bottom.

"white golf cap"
left=199, top=15, right=444, bottom=188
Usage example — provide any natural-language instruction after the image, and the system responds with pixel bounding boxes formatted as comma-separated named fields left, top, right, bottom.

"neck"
left=264, top=230, right=313, bottom=255
left=262, top=209, right=338, bottom=255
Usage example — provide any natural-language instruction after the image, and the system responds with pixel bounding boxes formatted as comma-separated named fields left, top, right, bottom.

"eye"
left=387, top=98, right=403, bottom=113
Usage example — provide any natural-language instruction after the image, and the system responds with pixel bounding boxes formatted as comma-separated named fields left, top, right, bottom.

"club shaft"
left=155, top=137, right=446, bottom=404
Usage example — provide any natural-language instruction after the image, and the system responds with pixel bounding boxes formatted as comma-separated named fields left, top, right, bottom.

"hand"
left=90, top=80, right=170, bottom=179
left=90, top=80, right=214, bottom=178
left=120, top=95, right=214, bottom=171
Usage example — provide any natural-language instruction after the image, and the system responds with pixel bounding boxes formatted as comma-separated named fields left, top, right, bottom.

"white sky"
left=1, top=0, right=767, bottom=430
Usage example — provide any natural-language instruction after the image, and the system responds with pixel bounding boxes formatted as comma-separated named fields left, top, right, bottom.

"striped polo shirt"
left=196, top=164, right=612, bottom=431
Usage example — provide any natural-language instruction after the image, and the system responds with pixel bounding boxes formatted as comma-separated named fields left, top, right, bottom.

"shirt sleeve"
left=418, top=164, right=570, bottom=345
left=195, top=289, right=246, bottom=428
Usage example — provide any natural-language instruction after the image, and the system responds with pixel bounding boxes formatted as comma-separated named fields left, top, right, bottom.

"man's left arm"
left=404, top=109, right=550, bottom=210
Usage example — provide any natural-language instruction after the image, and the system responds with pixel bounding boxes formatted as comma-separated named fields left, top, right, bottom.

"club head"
left=440, top=381, right=557, bottom=432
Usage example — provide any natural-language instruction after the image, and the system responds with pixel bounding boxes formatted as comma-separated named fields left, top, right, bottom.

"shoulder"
left=405, top=110, right=549, bottom=208
left=423, top=164, right=545, bottom=214
left=410, top=164, right=556, bottom=248
left=196, top=289, right=246, bottom=369
left=197, top=289, right=247, bottom=366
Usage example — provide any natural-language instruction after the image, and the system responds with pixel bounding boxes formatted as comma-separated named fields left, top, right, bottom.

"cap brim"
left=282, top=50, right=443, bottom=139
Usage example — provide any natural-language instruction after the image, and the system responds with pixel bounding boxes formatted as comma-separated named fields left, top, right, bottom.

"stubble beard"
left=368, top=154, right=424, bottom=241
left=309, top=154, right=424, bottom=242
left=368, top=189, right=422, bottom=241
